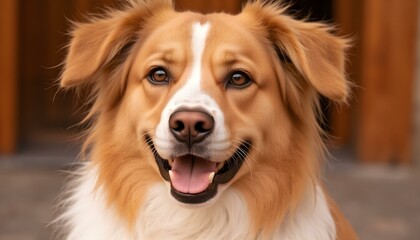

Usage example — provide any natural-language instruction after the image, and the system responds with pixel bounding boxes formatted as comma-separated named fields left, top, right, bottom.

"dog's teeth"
left=169, top=170, right=173, bottom=179
left=208, top=172, right=215, bottom=183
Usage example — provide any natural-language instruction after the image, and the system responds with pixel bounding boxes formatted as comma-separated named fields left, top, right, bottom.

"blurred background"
left=0, top=0, right=419, bottom=239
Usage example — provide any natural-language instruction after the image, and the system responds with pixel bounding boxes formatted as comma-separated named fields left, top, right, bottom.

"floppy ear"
left=276, top=21, right=350, bottom=102
left=61, top=0, right=173, bottom=88
left=243, top=2, right=350, bottom=103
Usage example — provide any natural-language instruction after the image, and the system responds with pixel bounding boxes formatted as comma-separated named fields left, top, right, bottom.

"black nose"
left=169, top=110, right=214, bottom=147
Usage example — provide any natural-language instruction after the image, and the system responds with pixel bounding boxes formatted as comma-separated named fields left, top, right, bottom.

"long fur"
left=56, top=1, right=357, bottom=239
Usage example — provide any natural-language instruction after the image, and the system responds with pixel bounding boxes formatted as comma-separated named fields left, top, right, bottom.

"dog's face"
left=123, top=13, right=293, bottom=204
left=61, top=0, right=348, bottom=226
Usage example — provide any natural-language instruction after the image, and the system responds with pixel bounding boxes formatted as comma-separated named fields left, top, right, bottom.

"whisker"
left=234, top=138, right=260, bottom=154
left=229, top=141, right=253, bottom=180
left=137, top=130, right=160, bottom=166
left=235, top=139, right=254, bottom=180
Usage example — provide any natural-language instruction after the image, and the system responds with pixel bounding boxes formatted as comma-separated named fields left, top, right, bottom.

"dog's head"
left=61, top=0, right=348, bottom=229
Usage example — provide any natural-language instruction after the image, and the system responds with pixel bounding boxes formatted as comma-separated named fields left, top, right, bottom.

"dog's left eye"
left=226, top=71, right=252, bottom=89
left=147, top=67, right=170, bottom=85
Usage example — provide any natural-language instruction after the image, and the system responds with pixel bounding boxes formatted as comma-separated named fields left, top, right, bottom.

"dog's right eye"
left=147, top=67, right=170, bottom=85
left=226, top=71, right=252, bottom=89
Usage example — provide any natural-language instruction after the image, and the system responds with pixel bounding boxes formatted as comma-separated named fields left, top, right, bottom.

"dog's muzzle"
left=146, top=108, right=251, bottom=204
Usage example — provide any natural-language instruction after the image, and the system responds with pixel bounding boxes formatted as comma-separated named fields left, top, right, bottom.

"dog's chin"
left=145, top=135, right=251, bottom=205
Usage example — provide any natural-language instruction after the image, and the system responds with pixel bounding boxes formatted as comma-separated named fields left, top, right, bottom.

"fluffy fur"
left=57, top=0, right=358, bottom=239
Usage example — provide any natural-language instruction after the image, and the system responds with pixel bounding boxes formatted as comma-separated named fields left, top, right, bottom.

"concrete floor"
left=1, top=144, right=419, bottom=240
left=326, top=162, right=420, bottom=240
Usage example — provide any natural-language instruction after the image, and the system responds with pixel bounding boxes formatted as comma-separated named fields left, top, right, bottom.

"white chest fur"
left=59, top=164, right=336, bottom=240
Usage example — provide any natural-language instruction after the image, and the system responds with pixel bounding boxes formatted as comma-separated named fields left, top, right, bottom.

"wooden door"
left=0, top=0, right=18, bottom=153
left=17, top=0, right=119, bottom=146
left=357, top=0, right=419, bottom=163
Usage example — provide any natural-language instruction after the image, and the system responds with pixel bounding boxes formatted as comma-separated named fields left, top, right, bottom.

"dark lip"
left=145, top=134, right=251, bottom=204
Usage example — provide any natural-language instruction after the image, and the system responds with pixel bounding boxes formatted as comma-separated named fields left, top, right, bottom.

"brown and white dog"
left=58, top=0, right=357, bottom=239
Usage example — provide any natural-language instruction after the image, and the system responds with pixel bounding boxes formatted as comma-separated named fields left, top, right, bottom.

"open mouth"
left=145, top=135, right=251, bottom=204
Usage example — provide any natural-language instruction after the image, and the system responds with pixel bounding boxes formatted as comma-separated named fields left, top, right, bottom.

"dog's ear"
left=277, top=21, right=350, bottom=103
left=61, top=0, right=173, bottom=88
left=242, top=2, right=350, bottom=103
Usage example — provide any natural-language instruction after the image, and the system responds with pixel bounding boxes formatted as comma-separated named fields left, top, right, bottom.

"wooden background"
left=0, top=0, right=418, bottom=164
left=0, top=0, right=18, bottom=153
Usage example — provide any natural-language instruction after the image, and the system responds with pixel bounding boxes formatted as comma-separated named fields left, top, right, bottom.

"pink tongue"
left=170, top=155, right=217, bottom=194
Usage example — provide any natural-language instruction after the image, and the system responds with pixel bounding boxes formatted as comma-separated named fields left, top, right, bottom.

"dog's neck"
left=60, top=164, right=336, bottom=240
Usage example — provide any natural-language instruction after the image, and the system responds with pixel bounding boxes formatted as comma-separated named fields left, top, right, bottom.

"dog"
left=58, top=0, right=358, bottom=239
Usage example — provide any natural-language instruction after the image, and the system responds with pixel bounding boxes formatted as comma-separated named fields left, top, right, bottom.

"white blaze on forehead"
left=190, top=22, right=210, bottom=91
left=154, top=22, right=230, bottom=162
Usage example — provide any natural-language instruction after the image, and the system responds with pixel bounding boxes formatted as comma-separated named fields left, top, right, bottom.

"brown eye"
left=148, top=67, right=169, bottom=85
left=227, top=71, right=252, bottom=89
